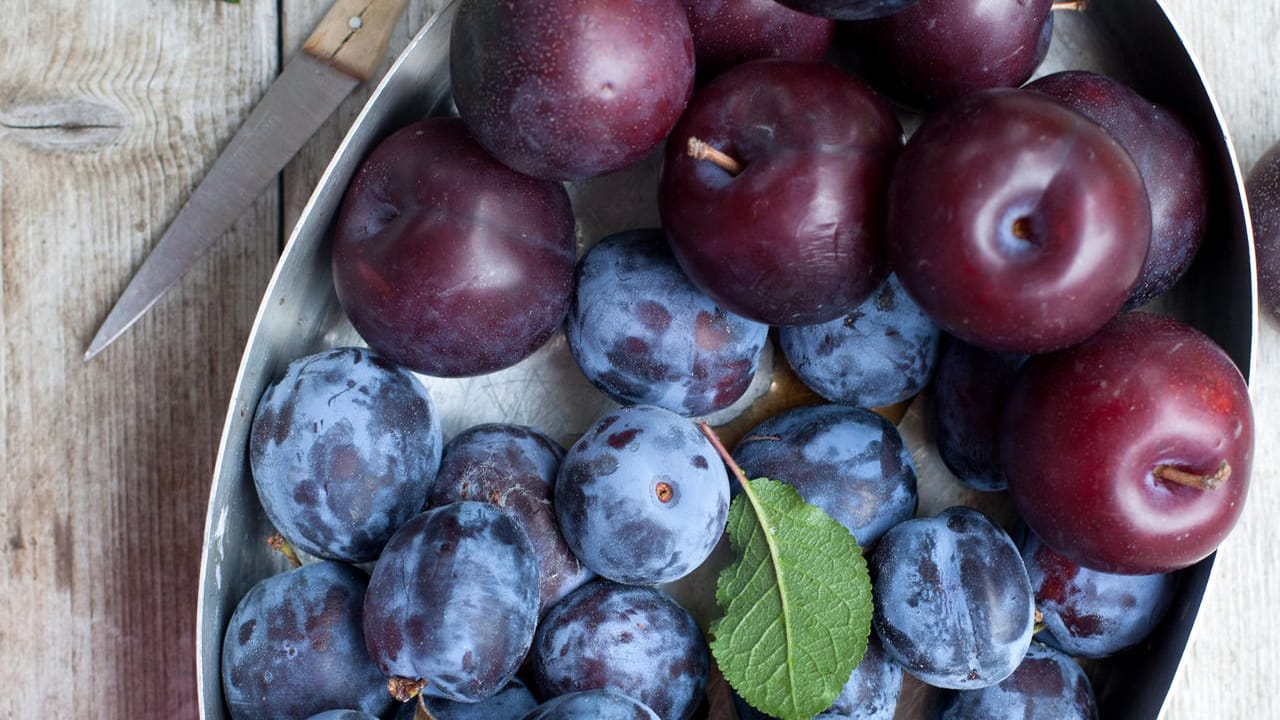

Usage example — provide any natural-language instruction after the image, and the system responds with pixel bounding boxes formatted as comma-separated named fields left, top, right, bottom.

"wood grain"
left=0, top=0, right=279, bottom=716
left=0, top=0, right=1277, bottom=718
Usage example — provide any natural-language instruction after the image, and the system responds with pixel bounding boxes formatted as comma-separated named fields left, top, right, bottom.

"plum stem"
left=1052, top=0, right=1088, bottom=11
left=688, top=137, right=744, bottom=176
left=1011, top=217, right=1033, bottom=240
left=697, top=422, right=751, bottom=492
left=1153, top=460, right=1231, bottom=491
left=266, top=534, right=302, bottom=568
left=388, top=676, right=427, bottom=703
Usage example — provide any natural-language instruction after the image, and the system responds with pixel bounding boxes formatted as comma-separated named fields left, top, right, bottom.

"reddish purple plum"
left=450, top=0, right=694, bottom=181
left=332, top=117, right=575, bottom=377
left=1001, top=312, right=1254, bottom=575
left=842, top=0, right=1055, bottom=110
left=659, top=59, right=902, bottom=326
left=1246, top=140, right=1280, bottom=317
left=887, top=88, right=1150, bottom=354
left=774, top=0, right=919, bottom=21
left=682, top=0, right=834, bottom=80
left=1028, top=70, right=1209, bottom=308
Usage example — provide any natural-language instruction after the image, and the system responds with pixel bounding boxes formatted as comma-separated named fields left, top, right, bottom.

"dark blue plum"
left=250, top=346, right=442, bottom=563
left=363, top=502, right=539, bottom=703
left=774, top=0, right=920, bottom=21
left=521, top=690, right=660, bottom=720
left=733, top=633, right=903, bottom=719
left=935, top=643, right=1099, bottom=719
left=395, top=678, right=539, bottom=720
left=732, top=404, right=916, bottom=546
left=871, top=506, right=1034, bottom=689
left=779, top=275, right=940, bottom=408
left=1021, top=530, right=1177, bottom=659
left=221, top=561, right=392, bottom=720
left=555, top=406, right=730, bottom=585
left=306, top=712, right=379, bottom=720
left=928, top=338, right=1027, bottom=492
left=428, top=424, right=593, bottom=616
left=531, top=581, right=709, bottom=720
left=565, top=230, right=769, bottom=417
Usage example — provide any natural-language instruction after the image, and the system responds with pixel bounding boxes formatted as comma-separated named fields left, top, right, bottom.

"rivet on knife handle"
left=305, top=0, right=413, bottom=82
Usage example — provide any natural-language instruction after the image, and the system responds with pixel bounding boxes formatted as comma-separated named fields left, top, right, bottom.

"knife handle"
left=302, top=0, right=412, bottom=82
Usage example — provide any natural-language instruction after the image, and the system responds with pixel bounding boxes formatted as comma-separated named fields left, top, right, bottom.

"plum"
left=428, top=423, right=593, bottom=616
left=871, top=507, right=1035, bottom=689
left=450, top=0, right=694, bottom=180
left=732, top=404, right=917, bottom=546
left=249, top=347, right=441, bottom=563
left=565, top=229, right=769, bottom=417
left=222, top=562, right=392, bottom=720
left=363, top=502, right=539, bottom=703
left=531, top=581, right=709, bottom=720
left=331, top=117, right=575, bottom=377
left=555, top=406, right=730, bottom=586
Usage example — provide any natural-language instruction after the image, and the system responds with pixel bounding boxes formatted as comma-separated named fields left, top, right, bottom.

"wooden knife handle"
left=302, top=0, right=412, bottom=82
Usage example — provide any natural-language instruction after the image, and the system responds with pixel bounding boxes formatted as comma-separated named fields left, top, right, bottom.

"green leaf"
left=710, top=477, right=873, bottom=720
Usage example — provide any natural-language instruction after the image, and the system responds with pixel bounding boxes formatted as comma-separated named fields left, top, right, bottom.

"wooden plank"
left=0, top=0, right=279, bottom=716
left=1156, top=2, right=1280, bottom=718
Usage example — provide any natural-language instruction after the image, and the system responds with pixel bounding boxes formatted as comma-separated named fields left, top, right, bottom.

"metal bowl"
left=195, top=2, right=1256, bottom=718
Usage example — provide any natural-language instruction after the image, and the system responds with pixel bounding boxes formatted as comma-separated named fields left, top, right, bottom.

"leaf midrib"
left=740, top=477, right=799, bottom=716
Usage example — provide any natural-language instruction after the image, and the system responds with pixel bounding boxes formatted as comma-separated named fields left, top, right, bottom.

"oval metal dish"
left=196, top=2, right=1257, bottom=718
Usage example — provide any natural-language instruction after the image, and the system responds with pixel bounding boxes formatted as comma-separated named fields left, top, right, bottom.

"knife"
left=85, top=0, right=411, bottom=361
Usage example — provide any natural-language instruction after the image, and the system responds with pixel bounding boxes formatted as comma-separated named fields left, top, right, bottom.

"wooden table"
left=1, top=1, right=1276, bottom=717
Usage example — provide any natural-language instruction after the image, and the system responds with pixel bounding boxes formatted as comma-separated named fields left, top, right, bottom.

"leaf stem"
left=698, top=421, right=751, bottom=490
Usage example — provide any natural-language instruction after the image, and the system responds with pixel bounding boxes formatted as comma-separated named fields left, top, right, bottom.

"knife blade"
left=85, top=0, right=410, bottom=361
